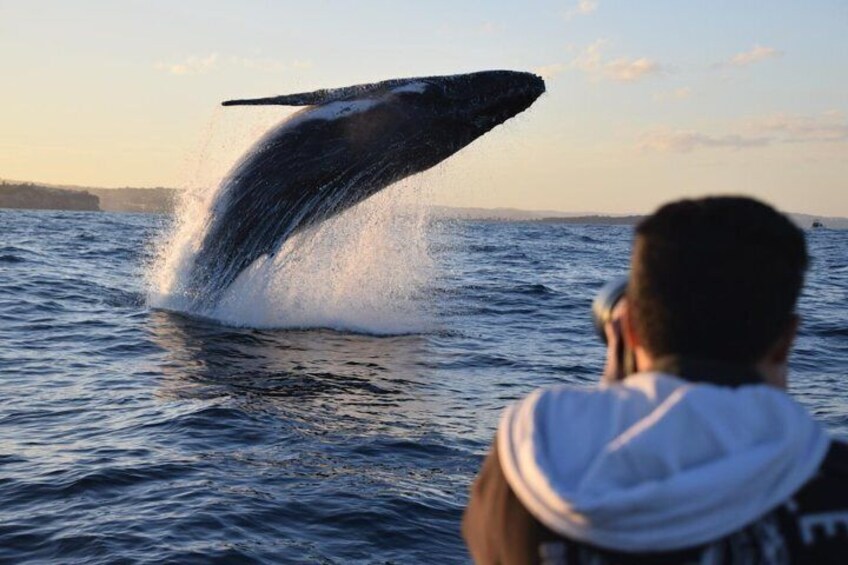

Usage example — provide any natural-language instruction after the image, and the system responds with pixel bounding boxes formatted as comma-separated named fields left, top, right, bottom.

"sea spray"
left=209, top=180, right=433, bottom=333
left=147, top=108, right=435, bottom=334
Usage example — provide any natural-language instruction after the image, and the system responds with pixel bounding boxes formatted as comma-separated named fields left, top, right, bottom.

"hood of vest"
left=498, top=372, right=829, bottom=552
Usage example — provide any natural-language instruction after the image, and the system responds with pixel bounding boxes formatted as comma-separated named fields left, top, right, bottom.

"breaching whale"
left=185, top=70, right=545, bottom=308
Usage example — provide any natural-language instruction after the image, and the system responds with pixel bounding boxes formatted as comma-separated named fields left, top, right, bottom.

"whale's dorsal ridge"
left=221, top=77, right=430, bottom=107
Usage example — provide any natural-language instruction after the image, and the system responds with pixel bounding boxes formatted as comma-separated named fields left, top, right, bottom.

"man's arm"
left=462, top=440, right=546, bottom=564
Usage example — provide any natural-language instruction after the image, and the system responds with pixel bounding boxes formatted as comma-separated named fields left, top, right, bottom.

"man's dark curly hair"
left=629, top=196, right=808, bottom=363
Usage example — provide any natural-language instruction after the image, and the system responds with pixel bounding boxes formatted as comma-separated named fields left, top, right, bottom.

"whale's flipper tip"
left=221, top=92, right=328, bottom=107
left=222, top=97, right=281, bottom=107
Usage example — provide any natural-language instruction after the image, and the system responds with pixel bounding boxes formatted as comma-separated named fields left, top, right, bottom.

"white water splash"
left=210, top=181, right=432, bottom=333
left=147, top=109, right=435, bottom=335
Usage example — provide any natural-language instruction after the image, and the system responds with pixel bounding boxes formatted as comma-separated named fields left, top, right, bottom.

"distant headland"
left=1, top=179, right=844, bottom=229
left=429, top=206, right=847, bottom=229
left=0, top=182, right=100, bottom=211
left=0, top=181, right=177, bottom=214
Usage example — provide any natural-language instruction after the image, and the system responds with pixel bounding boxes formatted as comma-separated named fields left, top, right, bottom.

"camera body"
left=592, top=276, right=629, bottom=343
left=592, top=276, right=636, bottom=380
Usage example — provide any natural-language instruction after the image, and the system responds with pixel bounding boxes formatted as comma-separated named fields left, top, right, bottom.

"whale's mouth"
left=440, top=71, right=546, bottom=133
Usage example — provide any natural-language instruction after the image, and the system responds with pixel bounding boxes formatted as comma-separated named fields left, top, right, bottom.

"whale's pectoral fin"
left=222, top=77, right=431, bottom=107
left=223, top=90, right=343, bottom=107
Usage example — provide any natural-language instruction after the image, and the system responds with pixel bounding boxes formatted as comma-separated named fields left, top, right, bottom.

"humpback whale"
left=186, top=70, right=545, bottom=308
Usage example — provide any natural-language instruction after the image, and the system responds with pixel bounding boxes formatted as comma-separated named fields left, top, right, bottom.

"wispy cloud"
left=639, top=112, right=848, bottom=153
left=534, top=63, right=566, bottom=80
left=604, top=56, right=661, bottom=82
left=155, top=54, right=313, bottom=76
left=722, top=45, right=782, bottom=68
left=154, top=54, right=218, bottom=75
left=477, top=21, right=503, bottom=35
left=639, top=130, right=770, bottom=153
left=565, top=0, right=598, bottom=20
left=653, top=86, right=692, bottom=102
left=571, top=40, right=662, bottom=82
left=228, top=55, right=287, bottom=73
left=748, top=111, right=848, bottom=142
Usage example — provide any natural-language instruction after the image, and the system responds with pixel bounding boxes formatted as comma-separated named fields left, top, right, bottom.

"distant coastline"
left=0, top=182, right=100, bottom=212
left=1, top=180, right=845, bottom=229
left=0, top=181, right=177, bottom=214
left=429, top=206, right=847, bottom=229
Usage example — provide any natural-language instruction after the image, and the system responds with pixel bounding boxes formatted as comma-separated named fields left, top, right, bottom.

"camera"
left=592, top=276, right=629, bottom=343
left=592, top=276, right=636, bottom=379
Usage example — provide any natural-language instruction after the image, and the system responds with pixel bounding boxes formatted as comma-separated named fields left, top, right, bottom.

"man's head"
left=625, top=196, right=807, bottom=376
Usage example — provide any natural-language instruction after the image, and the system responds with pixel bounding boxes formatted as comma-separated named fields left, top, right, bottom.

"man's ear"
left=622, top=300, right=656, bottom=373
left=621, top=300, right=639, bottom=351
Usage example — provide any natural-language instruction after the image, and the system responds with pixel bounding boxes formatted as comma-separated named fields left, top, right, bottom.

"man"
left=463, top=196, right=848, bottom=563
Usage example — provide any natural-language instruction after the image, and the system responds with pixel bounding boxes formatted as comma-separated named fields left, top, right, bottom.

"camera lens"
left=592, top=276, right=629, bottom=343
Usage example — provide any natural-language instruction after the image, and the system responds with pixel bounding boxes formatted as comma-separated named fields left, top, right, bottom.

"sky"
left=1, top=0, right=846, bottom=215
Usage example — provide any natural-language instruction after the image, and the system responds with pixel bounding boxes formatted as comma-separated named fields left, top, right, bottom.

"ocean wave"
left=1, top=210, right=846, bottom=562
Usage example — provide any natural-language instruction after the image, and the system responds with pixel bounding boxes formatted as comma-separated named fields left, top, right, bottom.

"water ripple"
left=0, top=210, right=846, bottom=563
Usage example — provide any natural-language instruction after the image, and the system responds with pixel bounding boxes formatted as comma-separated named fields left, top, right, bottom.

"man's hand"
left=602, top=299, right=630, bottom=384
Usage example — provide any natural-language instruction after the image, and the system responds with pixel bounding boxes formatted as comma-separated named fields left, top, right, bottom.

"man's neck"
left=646, top=355, right=766, bottom=388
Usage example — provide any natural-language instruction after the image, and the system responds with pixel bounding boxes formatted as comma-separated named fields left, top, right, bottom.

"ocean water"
left=1, top=208, right=846, bottom=563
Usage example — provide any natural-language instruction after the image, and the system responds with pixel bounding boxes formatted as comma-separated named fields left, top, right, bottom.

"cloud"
left=565, top=0, right=598, bottom=20
left=571, top=40, right=662, bottom=82
left=155, top=54, right=313, bottom=76
left=570, top=39, right=605, bottom=72
left=478, top=21, right=503, bottom=35
left=604, top=56, right=661, bottom=82
left=154, top=53, right=218, bottom=75
left=653, top=86, right=692, bottom=102
left=534, top=63, right=566, bottom=80
left=639, top=112, right=848, bottom=153
left=639, top=130, right=770, bottom=153
left=724, top=45, right=782, bottom=67
left=228, top=55, right=288, bottom=73
left=748, top=111, right=848, bottom=143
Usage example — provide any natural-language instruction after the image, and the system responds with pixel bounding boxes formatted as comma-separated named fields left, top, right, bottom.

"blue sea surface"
left=1, top=209, right=846, bottom=563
